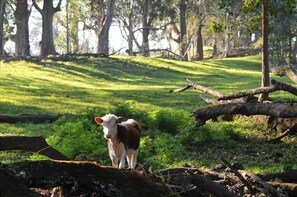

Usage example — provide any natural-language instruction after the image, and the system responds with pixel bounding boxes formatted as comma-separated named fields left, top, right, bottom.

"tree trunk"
left=194, top=21, right=203, bottom=60
left=97, top=0, right=115, bottom=55
left=33, top=0, right=61, bottom=57
left=142, top=0, right=150, bottom=57
left=0, top=136, right=69, bottom=160
left=0, top=0, right=4, bottom=57
left=8, top=160, right=171, bottom=197
left=179, top=0, right=188, bottom=60
left=260, top=0, right=270, bottom=101
left=193, top=103, right=297, bottom=126
left=15, top=0, right=30, bottom=57
left=222, top=12, right=230, bottom=58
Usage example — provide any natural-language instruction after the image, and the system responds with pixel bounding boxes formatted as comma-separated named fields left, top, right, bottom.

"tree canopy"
left=0, top=0, right=296, bottom=63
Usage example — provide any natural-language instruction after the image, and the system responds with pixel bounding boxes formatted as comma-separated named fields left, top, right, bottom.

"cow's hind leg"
left=131, top=149, right=138, bottom=169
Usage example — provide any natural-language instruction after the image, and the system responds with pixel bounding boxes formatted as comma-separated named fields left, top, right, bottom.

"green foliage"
left=47, top=107, right=109, bottom=162
left=208, top=21, right=224, bottom=33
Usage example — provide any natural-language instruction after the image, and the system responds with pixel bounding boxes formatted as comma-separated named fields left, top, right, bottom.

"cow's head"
left=94, top=114, right=123, bottom=139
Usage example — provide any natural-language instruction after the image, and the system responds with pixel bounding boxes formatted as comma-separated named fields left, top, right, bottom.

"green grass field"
left=0, top=55, right=296, bottom=173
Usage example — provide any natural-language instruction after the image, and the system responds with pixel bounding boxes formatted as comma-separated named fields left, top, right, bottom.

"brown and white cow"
left=94, top=114, right=141, bottom=169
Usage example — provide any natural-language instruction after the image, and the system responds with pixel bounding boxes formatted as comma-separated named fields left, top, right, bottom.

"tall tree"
left=90, top=0, right=116, bottom=55
left=136, top=0, right=168, bottom=56
left=0, top=0, right=4, bottom=57
left=115, top=0, right=141, bottom=55
left=33, top=0, right=62, bottom=57
left=260, top=0, right=269, bottom=101
left=15, top=0, right=30, bottom=56
left=179, top=0, right=188, bottom=59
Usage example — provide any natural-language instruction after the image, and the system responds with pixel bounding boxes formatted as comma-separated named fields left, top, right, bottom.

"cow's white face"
left=95, top=114, right=118, bottom=139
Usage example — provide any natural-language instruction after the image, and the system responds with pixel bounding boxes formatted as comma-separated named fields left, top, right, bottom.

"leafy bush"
left=47, top=107, right=110, bottom=164
left=46, top=103, right=192, bottom=168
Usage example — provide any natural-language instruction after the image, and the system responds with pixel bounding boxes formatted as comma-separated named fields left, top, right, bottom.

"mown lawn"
left=0, top=55, right=296, bottom=173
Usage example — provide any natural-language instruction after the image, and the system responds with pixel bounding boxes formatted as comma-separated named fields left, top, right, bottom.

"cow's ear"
left=94, top=117, right=103, bottom=124
left=117, top=117, right=125, bottom=123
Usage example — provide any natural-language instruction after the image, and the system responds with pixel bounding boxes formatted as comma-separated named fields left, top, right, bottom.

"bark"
left=15, top=0, right=30, bottom=57
left=0, top=114, right=61, bottom=123
left=8, top=160, right=171, bottom=197
left=193, top=103, right=297, bottom=126
left=260, top=0, right=270, bottom=101
left=0, top=0, right=4, bottom=57
left=142, top=0, right=150, bottom=57
left=33, top=0, right=62, bottom=57
left=179, top=0, right=188, bottom=60
left=0, top=136, right=69, bottom=160
left=194, top=21, right=204, bottom=60
left=97, top=0, right=115, bottom=55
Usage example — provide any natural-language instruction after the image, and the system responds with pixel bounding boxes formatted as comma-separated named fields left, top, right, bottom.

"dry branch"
left=221, top=158, right=256, bottom=194
left=193, top=102, right=297, bottom=126
left=0, top=136, right=69, bottom=160
left=176, top=79, right=224, bottom=97
left=218, top=79, right=297, bottom=101
left=271, top=122, right=297, bottom=142
left=0, top=114, right=61, bottom=123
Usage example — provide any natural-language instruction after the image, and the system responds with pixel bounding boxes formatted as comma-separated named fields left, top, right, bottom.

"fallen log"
left=267, top=181, right=297, bottom=196
left=0, top=168, right=42, bottom=196
left=271, top=65, right=297, bottom=83
left=0, top=136, right=69, bottom=160
left=257, top=170, right=297, bottom=183
left=193, top=102, right=297, bottom=126
left=0, top=114, right=61, bottom=123
left=239, top=170, right=287, bottom=197
left=218, top=79, right=297, bottom=101
left=174, top=78, right=224, bottom=97
left=8, top=160, right=171, bottom=197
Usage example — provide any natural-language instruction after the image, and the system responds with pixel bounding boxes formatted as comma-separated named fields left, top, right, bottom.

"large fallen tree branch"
left=218, top=79, right=297, bottom=101
left=271, top=65, right=297, bottom=83
left=0, top=114, right=61, bottom=123
left=0, top=136, right=69, bottom=160
left=193, top=102, right=297, bottom=126
left=174, top=78, right=224, bottom=97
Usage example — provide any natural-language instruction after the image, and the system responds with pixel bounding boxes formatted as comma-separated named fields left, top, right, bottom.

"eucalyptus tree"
left=134, top=0, right=169, bottom=56
left=83, top=0, right=115, bottom=55
left=115, top=0, right=141, bottom=55
left=54, top=0, right=81, bottom=54
left=33, top=0, right=62, bottom=57
left=15, top=0, right=30, bottom=56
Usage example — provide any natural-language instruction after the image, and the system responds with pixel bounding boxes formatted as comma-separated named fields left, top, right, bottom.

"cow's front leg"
left=118, top=150, right=126, bottom=169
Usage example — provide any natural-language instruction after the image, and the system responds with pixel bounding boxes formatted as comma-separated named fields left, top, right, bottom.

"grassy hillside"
left=0, top=55, right=296, bottom=173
